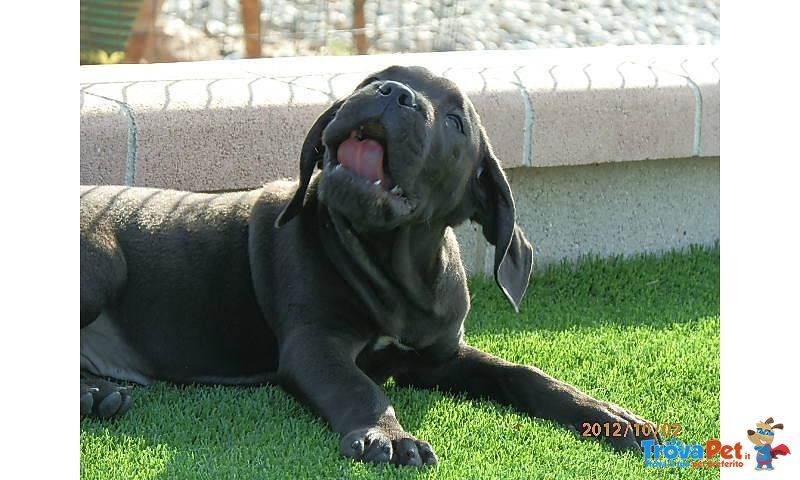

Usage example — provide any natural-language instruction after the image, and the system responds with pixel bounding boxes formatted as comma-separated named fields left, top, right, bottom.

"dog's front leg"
left=396, top=342, right=661, bottom=451
left=277, top=327, right=437, bottom=466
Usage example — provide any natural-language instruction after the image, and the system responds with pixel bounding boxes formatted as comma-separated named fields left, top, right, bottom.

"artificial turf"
left=80, top=244, right=720, bottom=479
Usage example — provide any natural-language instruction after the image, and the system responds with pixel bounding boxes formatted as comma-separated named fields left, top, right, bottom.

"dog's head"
left=276, top=66, right=533, bottom=311
left=747, top=417, right=783, bottom=446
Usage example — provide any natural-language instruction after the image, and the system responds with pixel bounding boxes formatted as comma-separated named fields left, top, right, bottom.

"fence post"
left=353, top=0, right=368, bottom=54
left=126, top=0, right=165, bottom=63
left=241, top=0, right=262, bottom=58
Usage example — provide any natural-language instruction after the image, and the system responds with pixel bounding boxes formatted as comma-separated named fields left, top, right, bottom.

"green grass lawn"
left=80, top=244, right=719, bottom=479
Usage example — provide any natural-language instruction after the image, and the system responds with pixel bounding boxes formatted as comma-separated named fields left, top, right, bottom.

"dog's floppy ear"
left=471, top=137, right=533, bottom=312
left=275, top=100, right=343, bottom=228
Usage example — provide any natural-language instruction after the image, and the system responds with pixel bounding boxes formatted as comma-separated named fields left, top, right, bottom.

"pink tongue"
left=337, top=137, right=385, bottom=183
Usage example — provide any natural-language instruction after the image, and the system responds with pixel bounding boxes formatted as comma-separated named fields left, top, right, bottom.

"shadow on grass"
left=467, top=244, right=719, bottom=334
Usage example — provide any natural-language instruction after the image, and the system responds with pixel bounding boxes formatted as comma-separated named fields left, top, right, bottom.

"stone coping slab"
left=80, top=46, right=719, bottom=190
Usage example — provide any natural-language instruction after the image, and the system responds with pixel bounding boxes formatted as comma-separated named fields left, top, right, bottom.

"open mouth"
left=331, top=119, right=406, bottom=199
left=319, top=114, right=417, bottom=226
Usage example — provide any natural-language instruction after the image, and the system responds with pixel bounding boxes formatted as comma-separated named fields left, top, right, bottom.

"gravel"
left=158, top=0, right=720, bottom=59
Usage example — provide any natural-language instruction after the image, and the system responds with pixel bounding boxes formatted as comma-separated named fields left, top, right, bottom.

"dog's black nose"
left=377, top=80, right=418, bottom=109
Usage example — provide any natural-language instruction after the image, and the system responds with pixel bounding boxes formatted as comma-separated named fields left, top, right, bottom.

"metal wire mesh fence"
left=158, top=0, right=479, bottom=59
left=81, top=0, right=720, bottom=63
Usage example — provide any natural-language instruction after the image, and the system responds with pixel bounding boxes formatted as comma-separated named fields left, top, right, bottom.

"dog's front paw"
left=571, top=400, right=662, bottom=452
left=340, top=427, right=437, bottom=467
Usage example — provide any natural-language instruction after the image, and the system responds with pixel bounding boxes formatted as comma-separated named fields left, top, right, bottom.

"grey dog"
left=80, top=65, right=660, bottom=466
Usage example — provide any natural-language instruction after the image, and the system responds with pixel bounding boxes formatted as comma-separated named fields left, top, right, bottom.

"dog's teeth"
left=390, top=186, right=403, bottom=196
left=373, top=180, right=381, bottom=186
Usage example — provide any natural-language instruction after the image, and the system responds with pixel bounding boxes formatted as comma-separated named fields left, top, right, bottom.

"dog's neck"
left=318, top=204, right=451, bottom=338
left=362, top=224, right=446, bottom=287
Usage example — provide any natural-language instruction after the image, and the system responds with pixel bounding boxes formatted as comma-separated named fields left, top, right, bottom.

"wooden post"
left=125, top=0, right=165, bottom=63
left=353, top=0, right=368, bottom=55
left=241, top=0, right=262, bottom=58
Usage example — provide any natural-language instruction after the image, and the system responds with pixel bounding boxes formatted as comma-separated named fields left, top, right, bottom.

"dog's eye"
left=445, top=114, right=464, bottom=133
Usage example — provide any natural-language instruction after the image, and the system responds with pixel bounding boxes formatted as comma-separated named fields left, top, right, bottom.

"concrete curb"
left=80, top=45, right=719, bottom=190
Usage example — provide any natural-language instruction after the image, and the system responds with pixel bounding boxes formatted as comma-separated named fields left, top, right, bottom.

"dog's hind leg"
left=80, top=231, right=126, bottom=328
left=80, top=372, right=133, bottom=418
left=80, top=230, right=131, bottom=418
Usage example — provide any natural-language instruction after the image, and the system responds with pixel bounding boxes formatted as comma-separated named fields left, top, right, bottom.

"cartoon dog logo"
left=747, top=417, right=791, bottom=471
